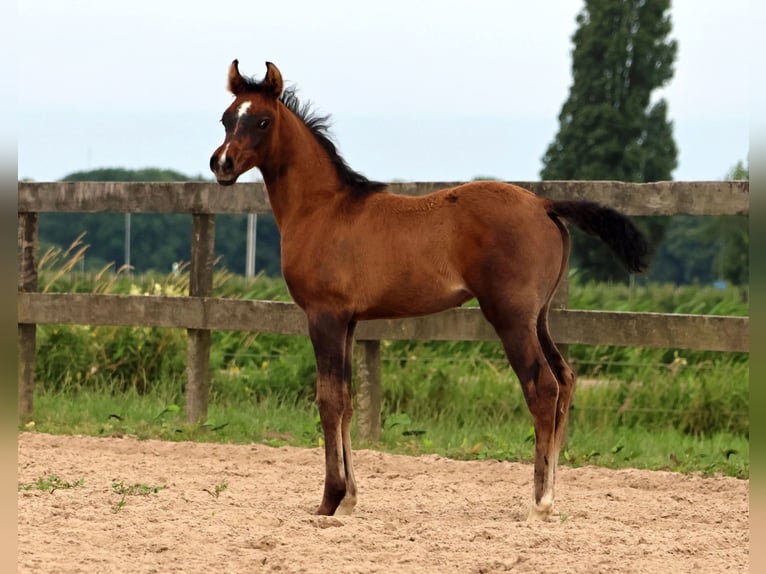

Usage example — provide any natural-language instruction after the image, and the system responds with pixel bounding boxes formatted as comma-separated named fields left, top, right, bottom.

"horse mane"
left=279, top=88, right=388, bottom=197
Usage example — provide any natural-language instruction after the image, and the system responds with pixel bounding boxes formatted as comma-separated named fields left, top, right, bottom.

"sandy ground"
left=18, top=432, right=748, bottom=573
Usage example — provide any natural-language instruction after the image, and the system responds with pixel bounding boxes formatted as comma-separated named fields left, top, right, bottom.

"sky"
left=17, top=0, right=750, bottom=183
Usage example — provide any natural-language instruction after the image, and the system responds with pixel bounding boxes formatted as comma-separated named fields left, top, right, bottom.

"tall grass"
left=29, top=240, right=749, bottom=478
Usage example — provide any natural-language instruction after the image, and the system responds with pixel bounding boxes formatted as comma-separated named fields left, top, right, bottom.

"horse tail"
left=545, top=199, right=650, bottom=273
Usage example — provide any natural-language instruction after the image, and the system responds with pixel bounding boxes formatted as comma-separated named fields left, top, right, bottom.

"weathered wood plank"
left=18, top=293, right=748, bottom=353
left=356, top=308, right=749, bottom=352
left=185, top=214, right=216, bottom=424
left=506, top=181, right=750, bottom=216
left=189, top=214, right=216, bottom=297
left=186, top=330, right=211, bottom=422
left=354, top=340, right=382, bottom=442
left=18, top=180, right=749, bottom=216
left=390, top=180, right=750, bottom=216
left=18, top=293, right=309, bottom=334
left=17, top=213, right=38, bottom=422
left=18, top=213, right=38, bottom=292
left=18, top=181, right=273, bottom=214
left=550, top=309, right=748, bottom=353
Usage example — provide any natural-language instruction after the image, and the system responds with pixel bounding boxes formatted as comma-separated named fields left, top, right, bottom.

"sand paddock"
left=18, top=432, right=748, bottom=573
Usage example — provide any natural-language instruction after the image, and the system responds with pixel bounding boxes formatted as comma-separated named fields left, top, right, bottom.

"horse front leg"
left=308, top=311, right=353, bottom=516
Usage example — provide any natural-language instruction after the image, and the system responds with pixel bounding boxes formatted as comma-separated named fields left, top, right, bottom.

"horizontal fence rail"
left=19, top=180, right=749, bottom=215
left=17, top=180, right=750, bottom=437
left=18, top=293, right=748, bottom=353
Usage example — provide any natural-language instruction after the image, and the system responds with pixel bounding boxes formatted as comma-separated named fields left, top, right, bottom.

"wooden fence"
left=17, top=181, right=750, bottom=439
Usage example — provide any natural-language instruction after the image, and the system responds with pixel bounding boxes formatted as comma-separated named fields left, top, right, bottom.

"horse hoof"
left=315, top=504, right=335, bottom=516
left=335, top=495, right=357, bottom=516
left=526, top=503, right=553, bottom=522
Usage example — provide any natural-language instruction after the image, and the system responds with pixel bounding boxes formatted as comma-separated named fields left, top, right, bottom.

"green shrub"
left=36, top=324, right=187, bottom=394
left=35, top=246, right=748, bottom=438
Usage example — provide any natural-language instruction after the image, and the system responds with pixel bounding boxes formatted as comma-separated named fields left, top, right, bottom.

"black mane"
left=279, top=88, right=388, bottom=197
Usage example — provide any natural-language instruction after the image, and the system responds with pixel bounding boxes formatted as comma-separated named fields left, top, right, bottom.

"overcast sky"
left=17, top=0, right=749, bottom=183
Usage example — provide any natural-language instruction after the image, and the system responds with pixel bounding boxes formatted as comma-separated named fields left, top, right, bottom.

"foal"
left=210, top=61, right=649, bottom=519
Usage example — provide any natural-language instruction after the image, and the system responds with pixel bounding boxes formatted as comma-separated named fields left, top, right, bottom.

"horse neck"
left=260, top=106, right=341, bottom=230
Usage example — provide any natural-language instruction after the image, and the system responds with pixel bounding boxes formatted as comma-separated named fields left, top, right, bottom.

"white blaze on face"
left=219, top=143, right=231, bottom=167
left=219, top=101, right=251, bottom=168
left=237, top=101, right=252, bottom=118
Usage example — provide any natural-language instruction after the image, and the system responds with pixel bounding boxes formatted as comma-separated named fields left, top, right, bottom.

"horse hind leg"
left=535, top=215, right=577, bottom=506
left=538, top=310, right=576, bottom=471
left=519, top=308, right=578, bottom=522
left=518, top=348, right=560, bottom=521
left=509, top=331, right=560, bottom=520
left=479, top=299, right=561, bottom=521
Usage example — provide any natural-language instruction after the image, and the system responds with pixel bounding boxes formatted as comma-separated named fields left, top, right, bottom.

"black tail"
left=547, top=200, right=650, bottom=273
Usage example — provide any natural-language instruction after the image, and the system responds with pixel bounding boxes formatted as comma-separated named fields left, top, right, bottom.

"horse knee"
left=317, top=376, right=344, bottom=411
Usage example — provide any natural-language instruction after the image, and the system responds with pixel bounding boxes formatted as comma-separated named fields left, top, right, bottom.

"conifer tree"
left=541, top=0, right=678, bottom=281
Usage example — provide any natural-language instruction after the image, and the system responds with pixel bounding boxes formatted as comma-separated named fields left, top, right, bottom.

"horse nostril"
left=210, top=153, right=234, bottom=174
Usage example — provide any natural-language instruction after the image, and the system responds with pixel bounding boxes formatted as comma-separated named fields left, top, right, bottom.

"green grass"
left=28, top=383, right=325, bottom=447
left=110, top=480, right=166, bottom=513
left=18, top=474, right=85, bottom=493
left=26, top=348, right=749, bottom=479
left=203, top=480, right=229, bottom=499
left=25, top=389, right=748, bottom=479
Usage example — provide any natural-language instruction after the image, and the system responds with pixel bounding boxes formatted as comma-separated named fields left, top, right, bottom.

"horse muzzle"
left=210, top=150, right=239, bottom=185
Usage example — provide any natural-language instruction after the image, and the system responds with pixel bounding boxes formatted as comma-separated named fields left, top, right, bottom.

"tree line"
left=40, top=167, right=283, bottom=277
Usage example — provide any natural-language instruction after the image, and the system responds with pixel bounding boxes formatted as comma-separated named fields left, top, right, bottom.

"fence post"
left=18, top=212, right=38, bottom=422
left=354, top=339, right=382, bottom=442
left=185, top=213, right=215, bottom=424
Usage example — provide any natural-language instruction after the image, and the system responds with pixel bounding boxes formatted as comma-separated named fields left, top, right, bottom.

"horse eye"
left=258, top=118, right=270, bottom=130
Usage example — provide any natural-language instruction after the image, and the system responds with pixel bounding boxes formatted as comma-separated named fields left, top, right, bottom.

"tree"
left=540, top=0, right=678, bottom=282
left=41, top=167, right=284, bottom=276
left=643, top=160, right=748, bottom=286
left=715, top=161, right=749, bottom=286
left=42, top=168, right=195, bottom=274
left=691, top=161, right=749, bottom=286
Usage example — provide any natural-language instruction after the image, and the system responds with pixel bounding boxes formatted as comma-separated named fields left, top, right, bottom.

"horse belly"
left=355, top=271, right=474, bottom=320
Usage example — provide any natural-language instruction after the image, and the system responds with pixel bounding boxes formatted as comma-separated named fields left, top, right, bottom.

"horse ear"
left=263, top=62, right=283, bottom=98
left=228, top=59, right=247, bottom=95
